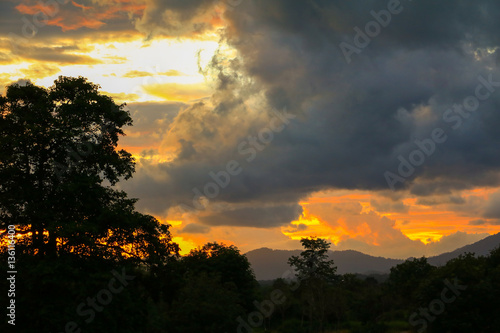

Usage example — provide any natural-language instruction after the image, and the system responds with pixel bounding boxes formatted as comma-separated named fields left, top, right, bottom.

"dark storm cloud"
left=124, top=0, right=500, bottom=227
left=482, top=190, right=500, bottom=221
left=370, top=198, right=409, bottom=213
left=415, top=195, right=465, bottom=207
left=135, top=0, right=219, bottom=38
left=126, top=102, right=185, bottom=133
left=198, top=204, right=303, bottom=228
left=468, top=219, right=500, bottom=226
left=180, top=223, right=211, bottom=234
left=8, top=43, right=102, bottom=64
left=221, top=0, right=500, bottom=191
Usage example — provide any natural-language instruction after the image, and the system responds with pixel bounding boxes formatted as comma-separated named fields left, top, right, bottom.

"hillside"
left=428, top=232, right=500, bottom=266
left=246, top=232, right=500, bottom=280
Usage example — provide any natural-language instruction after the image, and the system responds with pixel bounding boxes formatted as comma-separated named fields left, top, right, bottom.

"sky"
left=3, top=0, right=500, bottom=258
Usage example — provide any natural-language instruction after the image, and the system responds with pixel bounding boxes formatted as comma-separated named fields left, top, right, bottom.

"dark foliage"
left=1, top=78, right=499, bottom=333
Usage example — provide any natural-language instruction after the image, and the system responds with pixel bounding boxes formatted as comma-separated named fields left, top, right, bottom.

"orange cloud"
left=14, top=3, right=54, bottom=15
left=47, top=16, right=105, bottom=31
left=147, top=187, right=500, bottom=257
left=287, top=202, right=400, bottom=247
left=93, top=3, right=146, bottom=21
left=280, top=188, right=500, bottom=257
left=15, top=0, right=145, bottom=32
left=71, top=1, right=92, bottom=10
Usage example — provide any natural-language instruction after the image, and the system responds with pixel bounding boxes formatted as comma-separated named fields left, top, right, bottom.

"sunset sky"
left=3, top=0, right=500, bottom=258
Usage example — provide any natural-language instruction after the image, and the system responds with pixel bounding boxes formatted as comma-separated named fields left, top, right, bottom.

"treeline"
left=1, top=242, right=258, bottom=333
left=3, top=236, right=499, bottom=333
left=0, top=77, right=257, bottom=333
left=253, top=241, right=500, bottom=333
left=1, top=77, right=499, bottom=333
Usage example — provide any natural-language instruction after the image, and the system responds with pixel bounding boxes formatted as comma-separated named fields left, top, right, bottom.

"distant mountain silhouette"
left=245, top=232, right=500, bottom=280
left=245, top=248, right=404, bottom=280
left=427, top=232, right=500, bottom=266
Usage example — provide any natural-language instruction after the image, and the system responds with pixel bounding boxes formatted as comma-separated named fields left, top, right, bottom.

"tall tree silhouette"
left=0, top=76, right=178, bottom=264
left=288, top=237, right=338, bottom=332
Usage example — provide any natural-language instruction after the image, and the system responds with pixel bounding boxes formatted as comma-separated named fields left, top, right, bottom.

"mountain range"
left=245, top=232, right=500, bottom=281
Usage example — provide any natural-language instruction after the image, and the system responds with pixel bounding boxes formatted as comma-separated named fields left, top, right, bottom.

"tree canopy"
left=170, top=242, right=258, bottom=333
left=288, top=237, right=338, bottom=282
left=0, top=78, right=263, bottom=332
left=288, top=237, right=339, bottom=332
left=0, top=76, right=178, bottom=264
left=183, top=242, right=258, bottom=306
left=2, top=76, right=499, bottom=333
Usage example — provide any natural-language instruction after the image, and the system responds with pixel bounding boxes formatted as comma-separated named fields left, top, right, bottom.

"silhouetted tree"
left=182, top=242, right=258, bottom=309
left=0, top=77, right=179, bottom=332
left=387, top=257, right=435, bottom=310
left=0, top=77, right=178, bottom=264
left=288, top=237, right=338, bottom=282
left=288, top=237, right=338, bottom=332
left=170, top=271, right=245, bottom=333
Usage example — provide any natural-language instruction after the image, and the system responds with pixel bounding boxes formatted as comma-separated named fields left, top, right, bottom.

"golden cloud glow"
left=172, top=236, right=198, bottom=255
left=288, top=189, right=500, bottom=249
left=123, top=69, right=184, bottom=78
left=5, top=38, right=219, bottom=103
left=19, top=64, right=60, bottom=79
left=5, top=0, right=500, bottom=258
left=142, top=82, right=211, bottom=102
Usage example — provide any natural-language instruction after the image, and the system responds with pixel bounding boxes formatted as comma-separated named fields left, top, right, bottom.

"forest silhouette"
left=1, top=77, right=499, bottom=333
